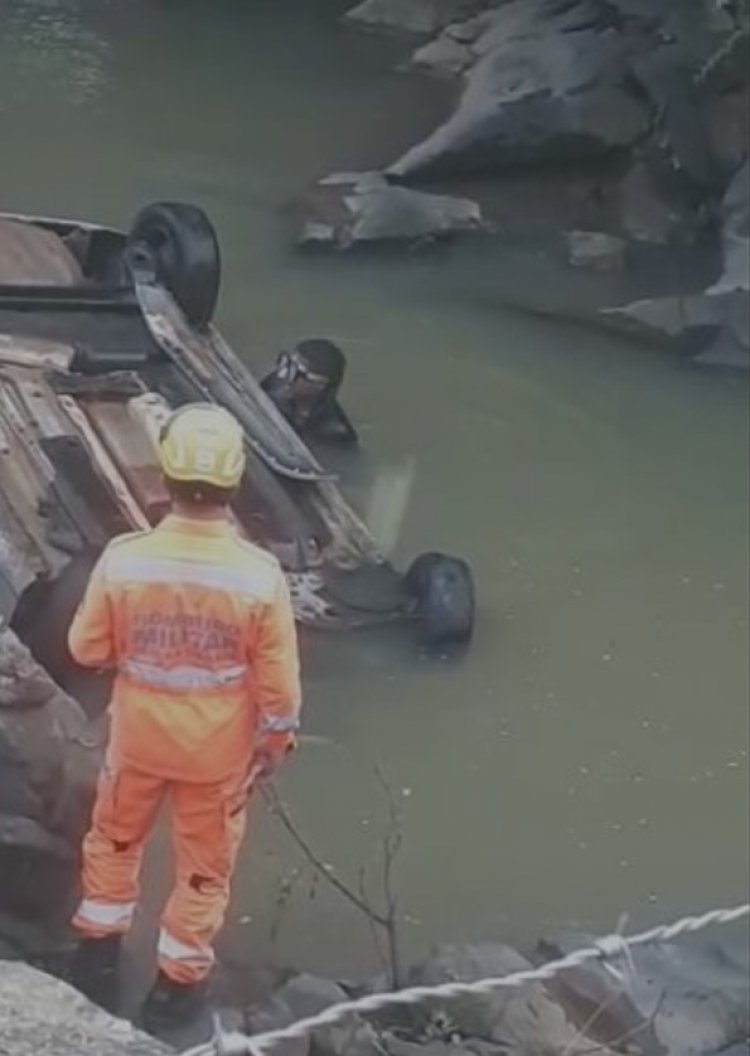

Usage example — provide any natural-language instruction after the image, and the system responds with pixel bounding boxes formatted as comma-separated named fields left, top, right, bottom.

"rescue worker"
left=68, top=403, right=301, bottom=1030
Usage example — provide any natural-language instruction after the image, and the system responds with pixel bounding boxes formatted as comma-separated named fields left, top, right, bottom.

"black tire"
left=404, top=552, right=475, bottom=647
left=128, top=201, right=221, bottom=326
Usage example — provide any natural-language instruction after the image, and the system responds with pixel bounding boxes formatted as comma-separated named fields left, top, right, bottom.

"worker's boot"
left=142, top=970, right=208, bottom=1035
left=69, top=934, right=122, bottom=1013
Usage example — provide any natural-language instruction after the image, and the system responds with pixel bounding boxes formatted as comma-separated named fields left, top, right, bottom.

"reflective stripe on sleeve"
left=260, top=715, right=301, bottom=734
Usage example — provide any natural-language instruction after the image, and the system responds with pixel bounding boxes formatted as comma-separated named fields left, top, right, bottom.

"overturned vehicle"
left=0, top=202, right=474, bottom=707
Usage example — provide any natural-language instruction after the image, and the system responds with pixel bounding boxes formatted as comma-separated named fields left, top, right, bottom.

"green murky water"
left=1, top=0, right=747, bottom=989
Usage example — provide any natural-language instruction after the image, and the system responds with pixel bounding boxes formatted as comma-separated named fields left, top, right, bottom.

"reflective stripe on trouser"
left=73, top=764, right=166, bottom=938
left=74, top=899, right=136, bottom=933
left=159, top=777, right=247, bottom=984
left=73, top=763, right=247, bottom=983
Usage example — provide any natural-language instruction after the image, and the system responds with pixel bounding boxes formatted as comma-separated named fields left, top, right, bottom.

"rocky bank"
left=0, top=962, right=170, bottom=1056
left=0, top=625, right=102, bottom=963
left=232, top=929, right=750, bottom=1056
left=301, top=0, right=749, bottom=367
left=1, top=927, right=748, bottom=1055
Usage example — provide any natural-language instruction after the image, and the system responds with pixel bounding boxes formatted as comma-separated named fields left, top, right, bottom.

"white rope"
left=182, top=902, right=749, bottom=1056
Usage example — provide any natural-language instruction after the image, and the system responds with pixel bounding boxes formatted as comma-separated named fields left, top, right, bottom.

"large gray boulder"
left=540, top=932, right=750, bottom=1055
left=402, top=943, right=619, bottom=1054
left=697, top=159, right=750, bottom=366
left=381, top=1042, right=477, bottom=1056
left=712, top=159, right=750, bottom=294
left=0, top=626, right=101, bottom=940
left=407, top=942, right=533, bottom=986
left=246, top=973, right=381, bottom=1056
left=388, top=20, right=650, bottom=178
left=343, top=0, right=747, bottom=252
left=0, top=961, right=171, bottom=1056
left=298, top=172, right=482, bottom=248
left=566, top=230, right=627, bottom=272
left=600, top=159, right=749, bottom=367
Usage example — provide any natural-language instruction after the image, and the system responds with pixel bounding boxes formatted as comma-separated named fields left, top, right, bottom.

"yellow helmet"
left=159, top=403, right=246, bottom=489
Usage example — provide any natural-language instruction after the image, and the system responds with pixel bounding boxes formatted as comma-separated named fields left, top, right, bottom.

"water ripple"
left=1, top=0, right=110, bottom=106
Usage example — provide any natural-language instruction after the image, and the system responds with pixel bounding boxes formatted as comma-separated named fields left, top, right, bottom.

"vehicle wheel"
left=128, top=202, right=221, bottom=326
left=404, top=552, right=475, bottom=647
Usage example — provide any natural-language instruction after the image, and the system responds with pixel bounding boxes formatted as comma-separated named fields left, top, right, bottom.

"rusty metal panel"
left=0, top=485, right=42, bottom=619
left=136, top=281, right=329, bottom=482
left=128, top=391, right=171, bottom=448
left=10, top=374, right=70, bottom=440
left=0, top=334, right=74, bottom=372
left=0, top=380, right=55, bottom=554
left=0, top=399, right=58, bottom=602
left=57, top=395, right=150, bottom=531
left=9, top=373, right=110, bottom=549
left=0, top=219, right=83, bottom=286
left=85, top=398, right=168, bottom=519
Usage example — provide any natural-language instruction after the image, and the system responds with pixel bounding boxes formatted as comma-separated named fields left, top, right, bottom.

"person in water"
left=261, top=338, right=358, bottom=444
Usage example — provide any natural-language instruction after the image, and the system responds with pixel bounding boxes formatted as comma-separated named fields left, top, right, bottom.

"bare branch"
left=374, top=767, right=405, bottom=988
left=269, top=865, right=304, bottom=946
left=262, top=767, right=407, bottom=988
left=261, top=782, right=389, bottom=928
left=359, top=866, right=388, bottom=978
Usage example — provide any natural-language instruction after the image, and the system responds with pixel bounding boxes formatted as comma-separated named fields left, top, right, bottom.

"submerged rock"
left=698, top=162, right=750, bottom=366
left=412, top=33, right=475, bottom=76
left=0, top=961, right=170, bottom=1055
left=618, top=160, right=685, bottom=245
left=298, top=172, right=482, bottom=248
left=0, top=626, right=101, bottom=938
left=599, top=158, right=749, bottom=367
left=600, top=292, right=725, bottom=345
left=711, top=159, right=750, bottom=295
left=566, top=230, right=627, bottom=272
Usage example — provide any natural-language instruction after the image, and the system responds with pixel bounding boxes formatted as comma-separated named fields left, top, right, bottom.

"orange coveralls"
left=68, top=514, right=301, bottom=984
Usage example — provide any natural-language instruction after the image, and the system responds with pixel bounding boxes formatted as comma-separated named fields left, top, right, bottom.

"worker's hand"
left=250, top=750, right=280, bottom=783
left=250, top=734, right=296, bottom=787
